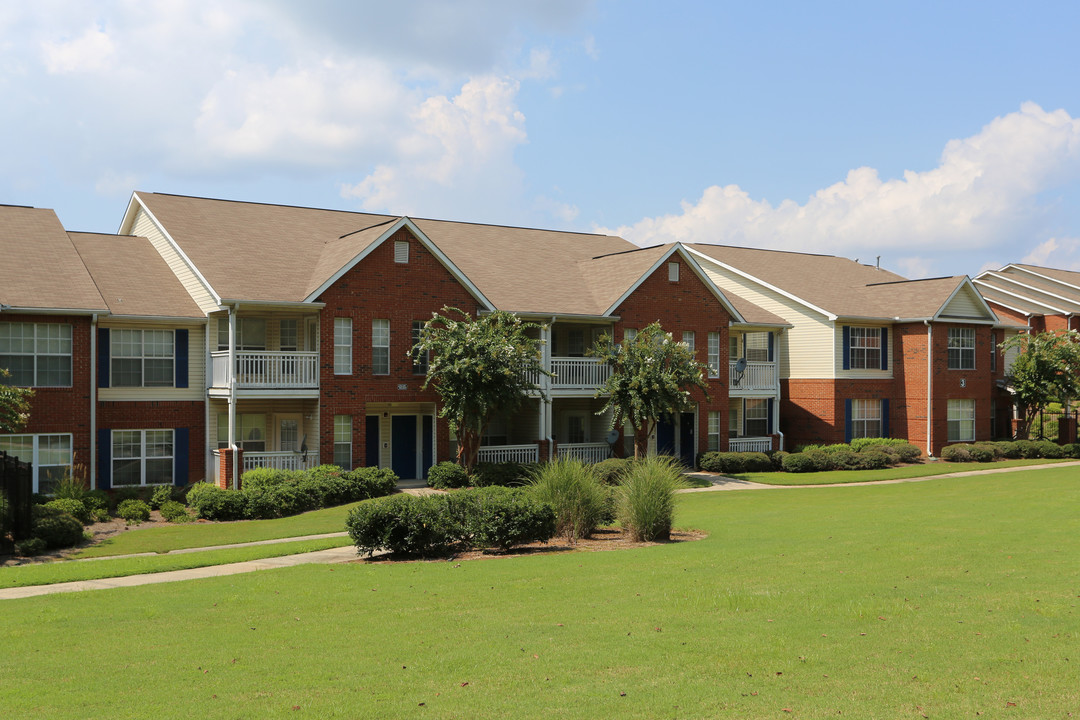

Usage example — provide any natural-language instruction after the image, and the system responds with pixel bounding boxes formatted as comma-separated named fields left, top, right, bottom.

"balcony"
left=728, top=361, right=778, bottom=394
left=555, top=442, right=612, bottom=464
left=210, top=351, right=319, bottom=396
left=729, top=437, right=774, bottom=453
left=477, top=444, right=540, bottom=464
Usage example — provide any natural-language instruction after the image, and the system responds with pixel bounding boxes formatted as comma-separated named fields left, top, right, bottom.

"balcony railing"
left=550, top=357, right=611, bottom=389
left=477, top=444, right=539, bottom=464
left=556, top=442, right=612, bottom=464
left=729, top=437, right=773, bottom=453
left=241, top=451, right=320, bottom=472
left=211, top=351, right=319, bottom=390
left=728, top=361, right=777, bottom=392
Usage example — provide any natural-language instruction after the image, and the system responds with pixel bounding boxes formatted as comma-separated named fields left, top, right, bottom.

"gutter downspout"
left=90, top=314, right=98, bottom=489
left=925, top=320, right=933, bottom=457
left=546, top=316, right=556, bottom=461
left=229, top=306, right=238, bottom=489
left=205, top=321, right=212, bottom=485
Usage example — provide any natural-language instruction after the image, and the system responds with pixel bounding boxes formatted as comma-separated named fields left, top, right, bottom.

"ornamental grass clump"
left=617, top=454, right=687, bottom=542
left=527, top=458, right=607, bottom=543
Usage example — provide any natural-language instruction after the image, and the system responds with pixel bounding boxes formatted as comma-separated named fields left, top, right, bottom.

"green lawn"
left=733, top=457, right=1070, bottom=485
left=73, top=501, right=364, bottom=558
left=2, top=468, right=1078, bottom=719
left=0, top=537, right=353, bottom=590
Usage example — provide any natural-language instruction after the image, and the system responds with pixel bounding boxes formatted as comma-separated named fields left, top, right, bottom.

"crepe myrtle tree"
left=0, top=368, right=33, bottom=433
left=1000, top=330, right=1080, bottom=437
left=413, top=307, right=550, bottom=472
left=591, top=322, right=710, bottom=459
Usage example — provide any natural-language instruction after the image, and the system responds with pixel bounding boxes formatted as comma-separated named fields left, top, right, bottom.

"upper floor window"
left=849, top=327, right=882, bottom=370
left=217, top=317, right=267, bottom=351
left=0, top=322, right=72, bottom=387
left=334, top=318, right=352, bottom=375
left=279, top=319, right=298, bottom=352
left=668, top=262, right=680, bottom=281
left=990, top=331, right=997, bottom=372
left=707, top=332, right=720, bottom=378
left=948, top=328, right=976, bottom=370
left=568, top=330, right=585, bottom=357
left=411, top=321, right=429, bottom=375
left=112, top=329, right=174, bottom=387
left=623, top=328, right=637, bottom=344
left=372, top=319, right=390, bottom=375
left=682, top=331, right=695, bottom=353
left=745, top=331, right=771, bottom=362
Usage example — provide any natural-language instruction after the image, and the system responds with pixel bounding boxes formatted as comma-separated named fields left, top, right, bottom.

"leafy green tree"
left=413, top=307, right=550, bottom=472
left=1000, top=330, right=1080, bottom=437
left=0, top=368, right=34, bottom=433
left=591, top=321, right=710, bottom=458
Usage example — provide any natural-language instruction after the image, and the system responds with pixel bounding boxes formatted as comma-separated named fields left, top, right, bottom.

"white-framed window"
left=334, top=415, right=352, bottom=470
left=744, top=398, right=769, bottom=437
left=372, top=319, right=390, bottom=375
left=566, top=415, right=587, bottom=444
left=0, top=433, right=72, bottom=494
left=707, top=332, right=720, bottom=378
left=990, top=331, right=997, bottom=372
left=668, top=262, right=680, bottom=282
left=334, top=318, right=352, bottom=375
left=623, top=328, right=637, bottom=344
left=849, top=327, right=882, bottom=370
left=568, top=329, right=585, bottom=357
left=745, top=331, right=770, bottom=362
left=411, top=321, right=429, bottom=375
left=111, top=329, right=174, bottom=387
left=707, top=411, right=721, bottom=452
left=279, top=319, right=298, bottom=352
left=948, top=399, right=975, bottom=442
left=0, top=322, right=72, bottom=387
left=217, top=317, right=266, bottom=351
left=217, top=413, right=266, bottom=451
left=729, top=404, right=740, bottom=438
left=112, top=429, right=173, bottom=486
left=483, top=415, right=508, bottom=446
left=948, top=328, right=976, bottom=370
left=850, top=399, right=882, bottom=439
left=682, top=331, right=695, bottom=353
left=394, top=240, right=409, bottom=263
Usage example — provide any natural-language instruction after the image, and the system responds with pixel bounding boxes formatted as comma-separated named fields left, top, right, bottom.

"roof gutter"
left=0, top=306, right=111, bottom=315
left=217, top=299, right=326, bottom=311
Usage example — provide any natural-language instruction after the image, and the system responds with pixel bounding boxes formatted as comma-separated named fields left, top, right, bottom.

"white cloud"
left=41, top=24, right=115, bottom=73
left=1022, top=237, right=1080, bottom=270
left=601, top=103, right=1080, bottom=275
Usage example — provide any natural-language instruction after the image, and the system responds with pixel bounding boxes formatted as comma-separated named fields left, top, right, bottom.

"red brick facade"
left=98, top=400, right=206, bottom=483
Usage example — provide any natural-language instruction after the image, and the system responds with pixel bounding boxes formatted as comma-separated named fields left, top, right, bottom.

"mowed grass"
left=735, top=457, right=1071, bottom=485
left=73, top=501, right=364, bottom=558
left=0, top=537, right=353, bottom=590
left=2, top=469, right=1078, bottom=719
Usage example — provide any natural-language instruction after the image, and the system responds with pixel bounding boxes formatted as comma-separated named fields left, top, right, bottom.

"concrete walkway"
left=4, top=461, right=1075, bottom=600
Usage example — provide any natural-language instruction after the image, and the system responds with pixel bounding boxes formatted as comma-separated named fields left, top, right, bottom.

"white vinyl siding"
left=948, top=399, right=976, bottom=442
left=0, top=433, right=72, bottom=494
left=99, top=324, right=204, bottom=402
left=940, top=285, right=986, bottom=319
left=372, top=319, right=390, bottom=375
left=334, top=318, right=352, bottom=375
left=129, top=207, right=219, bottom=314
left=0, top=322, right=72, bottom=387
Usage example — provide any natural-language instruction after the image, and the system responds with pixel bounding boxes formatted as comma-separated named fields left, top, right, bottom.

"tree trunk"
left=633, top=421, right=651, bottom=459
left=458, top=430, right=480, bottom=473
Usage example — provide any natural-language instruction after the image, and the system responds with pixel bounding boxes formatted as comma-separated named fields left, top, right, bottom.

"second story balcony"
left=729, top=360, right=778, bottom=394
left=210, top=351, right=320, bottom=395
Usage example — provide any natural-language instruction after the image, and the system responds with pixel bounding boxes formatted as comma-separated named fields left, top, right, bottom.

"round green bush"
left=117, top=499, right=151, bottom=524
left=738, top=452, right=774, bottom=472
left=967, top=445, right=994, bottom=462
left=1061, top=443, right=1080, bottom=459
left=44, top=498, right=91, bottom=525
left=82, top=490, right=110, bottom=516
left=149, top=485, right=175, bottom=510
left=593, top=458, right=632, bottom=485
left=159, top=500, right=192, bottom=523
left=187, top=484, right=247, bottom=521
left=825, top=448, right=858, bottom=470
left=16, top=537, right=47, bottom=556
left=459, top=486, right=556, bottom=552
left=31, top=511, right=84, bottom=549
left=427, top=461, right=469, bottom=489
left=802, top=449, right=831, bottom=471
left=940, top=444, right=973, bottom=462
left=973, top=443, right=1002, bottom=460
left=472, top=462, right=533, bottom=487
left=1033, top=440, right=1064, bottom=459
left=769, top=450, right=789, bottom=470
left=854, top=449, right=891, bottom=470
left=346, top=494, right=458, bottom=557
left=894, top=443, right=923, bottom=463
left=781, top=452, right=817, bottom=473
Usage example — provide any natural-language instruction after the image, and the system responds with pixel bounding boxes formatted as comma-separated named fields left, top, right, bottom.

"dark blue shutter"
left=422, top=416, right=434, bottom=478
left=175, top=329, right=189, bottom=388
left=767, top=332, right=775, bottom=362
left=881, top=399, right=890, bottom=438
left=767, top=398, right=774, bottom=436
left=844, top=399, right=853, bottom=443
left=842, top=326, right=850, bottom=370
left=173, top=427, right=189, bottom=486
left=880, top=328, right=888, bottom=371
left=97, top=428, right=112, bottom=490
left=98, top=328, right=110, bottom=388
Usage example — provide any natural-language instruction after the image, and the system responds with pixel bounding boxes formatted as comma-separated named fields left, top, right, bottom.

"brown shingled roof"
left=68, top=232, right=203, bottom=318
left=0, top=206, right=107, bottom=312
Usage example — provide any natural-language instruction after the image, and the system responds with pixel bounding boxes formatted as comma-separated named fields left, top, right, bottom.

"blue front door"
left=392, top=415, right=418, bottom=479
left=657, top=414, right=676, bottom=456
left=679, top=413, right=695, bottom=467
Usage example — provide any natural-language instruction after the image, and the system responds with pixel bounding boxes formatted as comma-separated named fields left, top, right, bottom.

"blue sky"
left=2, top=0, right=1079, bottom=279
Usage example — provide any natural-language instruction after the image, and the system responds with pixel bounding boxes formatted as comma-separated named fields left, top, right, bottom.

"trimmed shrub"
left=117, top=499, right=151, bottom=524
left=769, top=450, right=789, bottom=471
left=940, top=444, right=973, bottom=462
left=30, top=505, right=84, bottom=549
left=698, top=452, right=741, bottom=474
left=90, top=507, right=111, bottom=523
left=149, top=485, right=175, bottom=510
left=991, top=441, right=1021, bottom=459
left=854, top=449, right=891, bottom=470
left=1061, top=443, right=1080, bottom=459
left=738, top=452, right=773, bottom=472
left=894, top=443, right=923, bottom=463
left=472, top=462, right=534, bottom=487
left=243, top=483, right=303, bottom=519
left=346, top=494, right=457, bottom=557
left=966, top=445, right=994, bottom=463
left=974, top=443, right=1003, bottom=460
left=803, top=449, right=831, bottom=471
left=593, top=458, right=633, bottom=485
left=458, top=486, right=556, bottom=552
left=159, top=500, right=192, bottom=523
left=427, top=461, right=469, bottom=490
left=1012, top=440, right=1040, bottom=459
left=1033, top=440, right=1064, bottom=459
left=44, top=498, right=91, bottom=525
left=187, top=483, right=247, bottom=521
left=824, top=448, right=858, bottom=470
left=82, top=490, right=110, bottom=517
left=781, top=452, right=816, bottom=473
left=617, top=455, right=687, bottom=542
left=527, top=458, right=608, bottom=542
left=16, top=536, right=47, bottom=556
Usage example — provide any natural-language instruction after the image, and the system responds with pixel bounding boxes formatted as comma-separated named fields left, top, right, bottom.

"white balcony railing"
left=477, top=444, right=539, bottom=464
left=242, top=451, right=320, bottom=472
left=729, top=361, right=777, bottom=392
left=729, top=437, right=773, bottom=453
left=556, top=442, right=611, bottom=464
left=550, top=357, right=610, bottom=389
left=211, top=351, right=319, bottom=390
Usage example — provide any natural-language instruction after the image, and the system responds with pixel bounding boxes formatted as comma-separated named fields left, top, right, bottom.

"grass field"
left=2, top=468, right=1077, bottom=719
left=734, top=457, right=1070, bottom=485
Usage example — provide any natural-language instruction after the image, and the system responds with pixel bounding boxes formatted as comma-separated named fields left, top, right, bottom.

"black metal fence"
left=1027, top=408, right=1079, bottom=444
left=1, top=449, right=33, bottom=545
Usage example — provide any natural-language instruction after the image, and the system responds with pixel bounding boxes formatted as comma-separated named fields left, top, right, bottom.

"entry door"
left=277, top=416, right=301, bottom=452
left=366, top=415, right=380, bottom=467
left=656, top=414, right=676, bottom=456
left=679, top=413, right=695, bottom=467
left=392, top=415, right=418, bottom=479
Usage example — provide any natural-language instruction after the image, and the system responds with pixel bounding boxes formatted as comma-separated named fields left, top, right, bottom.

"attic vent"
left=394, top=240, right=409, bottom=264
left=668, top=262, right=680, bottom=282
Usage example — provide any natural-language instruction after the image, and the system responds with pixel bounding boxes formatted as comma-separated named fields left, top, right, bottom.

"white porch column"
left=228, top=307, right=238, bottom=488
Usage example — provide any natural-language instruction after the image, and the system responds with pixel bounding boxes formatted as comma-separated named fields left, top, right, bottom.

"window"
left=668, top=262, right=680, bottom=281
left=744, top=399, right=769, bottom=437
left=682, top=331, right=695, bottom=353
left=623, top=328, right=637, bottom=343
left=707, top=411, right=721, bottom=451
left=745, top=331, right=770, bottom=362
left=990, top=399, right=997, bottom=439
left=112, top=430, right=173, bottom=486
left=111, top=329, right=174, bottom=387
left=729, top=405, right=740, bottom=438
left=394, top=240, right=409, bottom=263
left=848, top=327, right=882, bottom=369
left=0, top=322, right=72, bottom=387
left=334, top=318, right=352, bottom=375
left=948, top=328, right=976, bottom=370
left=279, top=319, right=298, bottom=352
left=729, top=334, right=740, bottom=359
left=990, top=331, right=997, bottom=372
left=217, top=413, right=266, bottom=451
left=334, top=415, right=352, bottom=470
left=568, top=330, right=585, bottom=357
left=567, top=416, right=586, bottom=444
left=217, top=318, right=266, bottom=351
left=0, top=433, right=71, bottom=493
left=483, top=415, right=508, bottom=446
left=948, top=399, right=975, bottom=442
left=411, top=321, right=429, bottom=375
left=372, top=319, right=390, bottom=375
left=707, top=332, right=720, bottom=378
left=850, top=399, right=882, bottom=439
